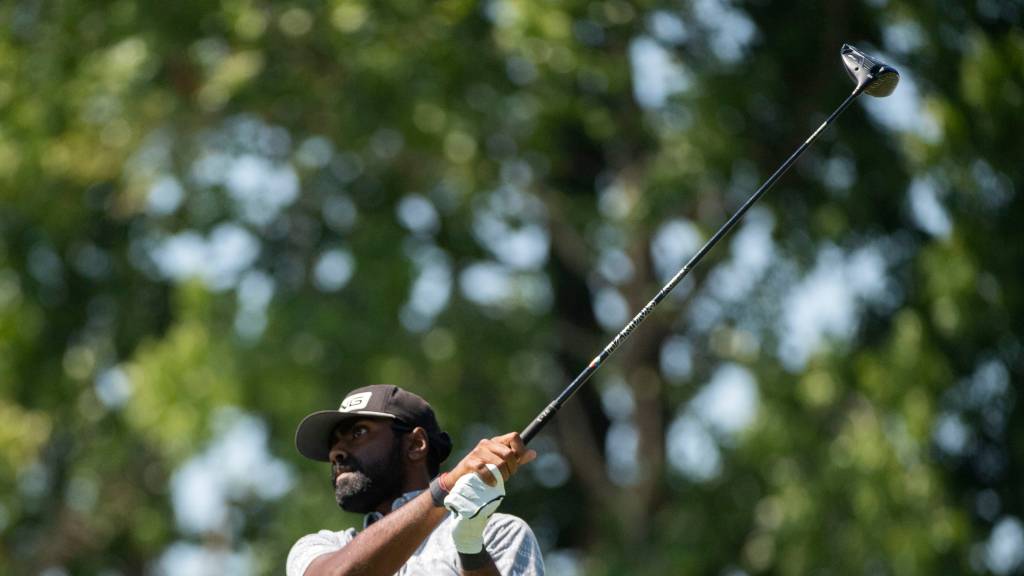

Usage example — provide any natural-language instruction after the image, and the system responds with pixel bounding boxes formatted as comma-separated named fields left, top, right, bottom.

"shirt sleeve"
left=286, top=529, right=354, bottom=576
left=483, top=513, right=546, bottom=576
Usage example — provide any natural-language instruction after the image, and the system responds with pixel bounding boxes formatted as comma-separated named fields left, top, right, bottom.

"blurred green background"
left=1, top=0, right=1022, bottom=574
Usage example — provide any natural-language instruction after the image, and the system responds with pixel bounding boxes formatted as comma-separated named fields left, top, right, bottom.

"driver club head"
left=841, top=44, right=900, bottom=97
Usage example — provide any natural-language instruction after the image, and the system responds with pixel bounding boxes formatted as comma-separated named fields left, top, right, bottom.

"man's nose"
left=328, top=440, right=349, bottom=464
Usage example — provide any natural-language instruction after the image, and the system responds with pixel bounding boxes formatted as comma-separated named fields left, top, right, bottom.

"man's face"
left=328, top=418, right=406, bottom=514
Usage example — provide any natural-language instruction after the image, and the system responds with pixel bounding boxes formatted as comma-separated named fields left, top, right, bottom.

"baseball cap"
left=295, top=384, right=453, bottom=463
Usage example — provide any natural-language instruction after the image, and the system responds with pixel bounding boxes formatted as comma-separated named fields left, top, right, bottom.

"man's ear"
left=406, top=427, right=429, bottom=463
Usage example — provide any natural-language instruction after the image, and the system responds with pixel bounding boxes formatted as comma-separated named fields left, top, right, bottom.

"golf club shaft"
left=521, top=85, right=867, bottom=444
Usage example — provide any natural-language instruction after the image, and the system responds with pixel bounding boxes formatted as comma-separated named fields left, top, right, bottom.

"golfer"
left=287, top=385, right=546, bottom=575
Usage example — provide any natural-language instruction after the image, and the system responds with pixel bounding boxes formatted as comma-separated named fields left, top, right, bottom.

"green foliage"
left=1, top=0, right=1022, bottom=574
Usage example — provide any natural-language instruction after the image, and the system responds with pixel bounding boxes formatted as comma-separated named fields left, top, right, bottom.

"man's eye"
left=351, top=426, right=367, bottom=439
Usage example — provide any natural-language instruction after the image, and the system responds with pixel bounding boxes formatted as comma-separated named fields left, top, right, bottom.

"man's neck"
left=374, top=496, right=397, bottom=516
left=375, top=479, right=430, bottom=516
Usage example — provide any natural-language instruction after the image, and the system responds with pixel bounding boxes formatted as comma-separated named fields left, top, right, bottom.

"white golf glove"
left=445, top=463, right=504, bottom=554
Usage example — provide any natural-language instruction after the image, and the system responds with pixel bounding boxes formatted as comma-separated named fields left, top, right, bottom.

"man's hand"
left=446, top=463, right=504, bottom=554
left=448, top=432, right=537, bottom=486
left=441, top=433, right=536, bottom=575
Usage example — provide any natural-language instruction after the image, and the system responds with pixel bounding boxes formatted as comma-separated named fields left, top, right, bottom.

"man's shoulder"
left=481, top=512, right=540, bottom=544
left=286, top=527, right=359, bottom=576
left=481, top=512, right=545, bottom=574
left=436, top=511, right=538, bottom=547
left=485, top=512, right=533, bottom=529
left=293, top=527, right=359, bottom=546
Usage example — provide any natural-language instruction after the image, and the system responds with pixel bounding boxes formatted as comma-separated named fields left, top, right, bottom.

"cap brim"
left=294, top=410, right=397, bottom=461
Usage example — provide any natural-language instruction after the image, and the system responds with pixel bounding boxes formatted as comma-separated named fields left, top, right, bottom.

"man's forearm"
left=305, top=491, right=447, bottom=576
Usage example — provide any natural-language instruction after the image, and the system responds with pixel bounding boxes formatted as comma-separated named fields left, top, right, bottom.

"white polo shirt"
left=286, top=491, right=545, bottom=576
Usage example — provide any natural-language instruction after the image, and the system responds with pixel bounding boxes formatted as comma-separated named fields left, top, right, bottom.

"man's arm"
left=304, top=433, right=536, bottom=576
left=302, top=492, right=506, bottom=576
left=304, top=490, right=446, bottom=576
left=446, top=434, right=539, bottom=576
left=304, top=492, right=506, bottom=576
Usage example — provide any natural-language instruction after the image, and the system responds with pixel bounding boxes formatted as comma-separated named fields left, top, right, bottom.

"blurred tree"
left=0, top=0, right=1021, bottom=575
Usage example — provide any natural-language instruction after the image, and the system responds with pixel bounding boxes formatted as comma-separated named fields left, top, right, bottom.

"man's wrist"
left=429, top=473, right=450, bottom=507
left=458, top=550, right=492, bottom=571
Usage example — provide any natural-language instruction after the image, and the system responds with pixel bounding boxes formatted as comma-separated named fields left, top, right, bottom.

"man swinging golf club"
left=287, top=385, right=545, bottom=575
left=287, top=42, right=898, bottom=576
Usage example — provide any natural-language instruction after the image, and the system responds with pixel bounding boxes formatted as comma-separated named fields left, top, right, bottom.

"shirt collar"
left=362, top=489, right=424, bottom=529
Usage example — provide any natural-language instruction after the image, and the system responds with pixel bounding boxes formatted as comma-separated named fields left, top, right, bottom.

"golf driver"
left=520, top=44, right=899, bottom=444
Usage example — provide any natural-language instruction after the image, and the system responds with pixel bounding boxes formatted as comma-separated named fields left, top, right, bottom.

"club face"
left=841, top=44, right=900, bottom=97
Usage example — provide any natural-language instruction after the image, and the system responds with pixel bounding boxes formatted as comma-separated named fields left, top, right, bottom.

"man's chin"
left=335, top=477, right=383, bottom=514
left=336, top=492, right=382, bottom=514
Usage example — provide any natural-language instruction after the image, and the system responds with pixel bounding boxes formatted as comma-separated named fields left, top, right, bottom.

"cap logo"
left=339, top=392, right=372, bottom=412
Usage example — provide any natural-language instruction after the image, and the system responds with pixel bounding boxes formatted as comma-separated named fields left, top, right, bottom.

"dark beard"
left=333, top=439, right=406, bottom=514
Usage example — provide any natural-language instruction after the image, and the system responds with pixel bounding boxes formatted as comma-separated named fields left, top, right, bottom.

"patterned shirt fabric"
left=286, top=491, right=545, bottom=576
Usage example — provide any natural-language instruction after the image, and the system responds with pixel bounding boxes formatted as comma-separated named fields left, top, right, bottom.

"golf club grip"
left=520, top=408, right=552, bottom=444
left=520, top=86, right=865, bottom=446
